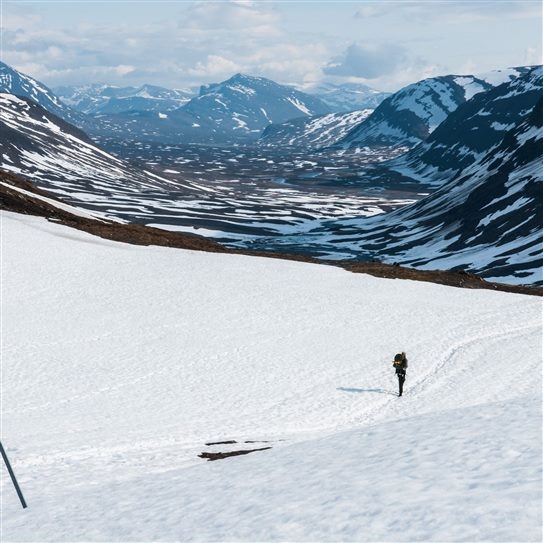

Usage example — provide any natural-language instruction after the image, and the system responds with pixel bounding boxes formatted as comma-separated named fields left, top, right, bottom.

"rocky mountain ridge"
left=387, top=65, right=543, bottom=185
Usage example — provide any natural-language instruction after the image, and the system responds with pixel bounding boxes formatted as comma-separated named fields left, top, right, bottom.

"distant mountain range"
left=299, top=81, right=391, bottom=111
left=259, top=69, right=531, bottom=150
left=0, top=61, right=534, bottom=150
left=56, top=79, right=387, bottom=117
left=54, top=83, right=195, bottom=115
left=0, top=62, right=388, bottom=144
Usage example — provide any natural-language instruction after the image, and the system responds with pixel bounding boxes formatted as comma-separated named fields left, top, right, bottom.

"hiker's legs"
left=398, top=374, right=405, bottom=396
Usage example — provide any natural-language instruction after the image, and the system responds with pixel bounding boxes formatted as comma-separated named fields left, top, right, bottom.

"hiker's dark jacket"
left=393, top=358, right=408, bottom=376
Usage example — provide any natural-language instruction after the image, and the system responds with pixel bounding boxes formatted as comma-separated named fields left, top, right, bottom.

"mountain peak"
left=199, top=73, right=274, bottom=97
left=229, top=73, right=260, bottom=83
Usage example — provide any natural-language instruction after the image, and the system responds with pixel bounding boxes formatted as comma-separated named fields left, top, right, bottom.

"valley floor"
left=1, top=212, right=541, bottom=542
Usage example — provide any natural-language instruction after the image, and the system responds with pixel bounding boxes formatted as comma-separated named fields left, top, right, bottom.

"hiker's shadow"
left=338, top=387, right=397, bottom=396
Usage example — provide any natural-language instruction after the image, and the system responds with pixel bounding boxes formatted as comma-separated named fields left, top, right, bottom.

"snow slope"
left=1, top=212, right=541, bottom=542
left=259, top=109, right=374, bottom=149
left=337, top=74, right=494, bottom=148
left=304, top=93, right=543, bottom=286
left=390, top=65, right=543, bottom=186
left=0, top=93, right=198, bottom=211
left=0, top=61, right=82, bottom=126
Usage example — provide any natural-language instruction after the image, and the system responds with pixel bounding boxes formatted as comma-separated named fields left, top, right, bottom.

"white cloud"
left=524, top=47, right=543, bottom=66
left=1, top=0, right=540, bottom=92
left=353, top=5, right=389, bottom=19
left=352, top=1, right=541, bottom=23
left=244, top=43, right=328, bottom=81
left=323, top=43, right=407, bottom=79
left=187, top=55, right=242, bottom=79
left=114, top=64, right=136, bottom=76
left=183, top=0, right=281, bottom=37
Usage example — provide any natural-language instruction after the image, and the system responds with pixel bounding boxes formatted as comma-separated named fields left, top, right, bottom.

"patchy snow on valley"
left=1, top=212, right=541, bottom=542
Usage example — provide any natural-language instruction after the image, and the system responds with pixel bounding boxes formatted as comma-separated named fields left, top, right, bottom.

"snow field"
left=1, top=211, right=542, bottom=541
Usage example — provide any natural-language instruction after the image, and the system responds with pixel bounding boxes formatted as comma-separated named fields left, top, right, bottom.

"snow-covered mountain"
left=179, top=73, right=332, bottom=139
left=258, top=69, right=535, bottom=152
left=0, top=92, right=182, bottom=210
left=1, top=208, right=541, bottom=541
left=0, top=87, right=422, bottom=244
left=303, top=81, right=391, bottom=112
left=337, top=74, right=496, bottom=148
left=1, top=65, right=334, bottom=144
left=259, top=109, right=373, bottom=149
left=0, top=61, right=85, bottom=126
left=54, top=83, right=195, bottom=115
left=2, top=60, right=540, bottom=286
left=87, top=73, right=334, bottom=144
left=388, top=65, right=543, bottom=185
left=310, top=92, right=543, bottom=285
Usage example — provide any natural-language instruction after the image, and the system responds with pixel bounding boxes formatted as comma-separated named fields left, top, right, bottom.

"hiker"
left=392, top=352, right=408, bottom=396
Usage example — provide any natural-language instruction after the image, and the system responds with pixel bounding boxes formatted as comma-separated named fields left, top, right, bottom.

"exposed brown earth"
left=1, top=169, right=541, bottom=297
left=199, top=447, right=272, bottom=461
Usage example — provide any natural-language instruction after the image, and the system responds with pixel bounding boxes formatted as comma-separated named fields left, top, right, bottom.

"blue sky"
left=1, top=0, right=541, bottom=92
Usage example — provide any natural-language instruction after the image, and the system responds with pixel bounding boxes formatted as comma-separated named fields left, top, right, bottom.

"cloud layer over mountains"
left=3, top=1, right=540, bottom=92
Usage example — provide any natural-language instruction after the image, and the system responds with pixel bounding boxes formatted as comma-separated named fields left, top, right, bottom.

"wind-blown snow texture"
left=1, top=212, right=541, bottom=542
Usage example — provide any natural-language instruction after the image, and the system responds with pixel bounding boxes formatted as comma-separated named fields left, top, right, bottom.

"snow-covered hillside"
left=336, top=69, right=530, bottom=150
left=0, top=93, right=191, bottom=206
left=390, top=65, right=543, bottom=185
left=337, top=74, right=496, bottom=148
left=1, top=211, right=541, bottom=541
left=0, top=61, right=82, bottom=126
left=305, top=94, right=543, bottom=286
left=259, top=109, right=373, bottom=149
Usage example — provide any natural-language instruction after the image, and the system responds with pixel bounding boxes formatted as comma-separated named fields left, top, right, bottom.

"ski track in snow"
left=1, top=212, right=541, bottom=542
